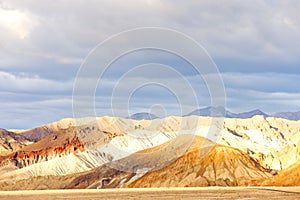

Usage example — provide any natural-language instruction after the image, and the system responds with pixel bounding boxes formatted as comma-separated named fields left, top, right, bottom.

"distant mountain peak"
left=185, top=106, right=226, bottom=117
left=127, top=112, right=158, bottom=120
left=185, top=106, right=269, bottom=119
left=271, top=111, right=300, bottom=121
left=235, top=109, right=268, bottom=119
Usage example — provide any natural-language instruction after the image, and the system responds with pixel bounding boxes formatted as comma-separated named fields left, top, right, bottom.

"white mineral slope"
left=187, top=116, right=300, bottom=170
left=217, top=116, right=300, bottom=170
left=0, top=150, right=113, bottom=182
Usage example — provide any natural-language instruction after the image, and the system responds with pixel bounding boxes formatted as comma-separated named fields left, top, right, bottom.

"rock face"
left=0, top=115, right=300, bottom=190
left=261, top=159, right=300, bottom=186
left=17, top=118, right=78, bottom=141
left=0, top=129, right=32, bottom=156
left=0, top=123, right=126, bottom=181
left=219, top=116, right=300, bottom=170
left=129, top=145, right=270, bottom=187
left=0, top=127, right=85, bottom=168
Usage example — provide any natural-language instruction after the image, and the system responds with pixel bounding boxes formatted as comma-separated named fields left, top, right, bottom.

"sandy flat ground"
left=0, top=187, right=300, bottom=200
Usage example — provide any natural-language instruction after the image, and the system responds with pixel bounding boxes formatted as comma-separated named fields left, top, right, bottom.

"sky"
left=1, top=0, right=300, bottom=129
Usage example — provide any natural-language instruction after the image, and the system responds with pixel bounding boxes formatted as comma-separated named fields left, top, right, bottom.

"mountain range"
left=129, top=106, right=300, bottom=121
left=1, top=115, right=300, bottom=190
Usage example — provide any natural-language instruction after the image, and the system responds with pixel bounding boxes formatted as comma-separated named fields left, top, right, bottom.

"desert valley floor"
left=1, top=187, right=300, bottom=200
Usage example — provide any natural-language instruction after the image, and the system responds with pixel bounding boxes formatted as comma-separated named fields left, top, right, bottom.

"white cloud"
left=0, top=71, right=73, bottom=93
left=0, top=5, right=37, bottom=39
left=58, top=57, right=83, bottom=64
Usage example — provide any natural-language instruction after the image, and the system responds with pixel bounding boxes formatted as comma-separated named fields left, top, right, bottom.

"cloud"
left=0, top=71, right=73, bottom=93
left=1, top=0, right=299, bottom=73
left=222, top=72, right=300, bottom=93
left=226, top=88, right=300, bottom=113
left=0, top=91, right=73, bottom=129
left=0, top=2, right=37, bottom=39
left=1, top=0, right=300, bottom=128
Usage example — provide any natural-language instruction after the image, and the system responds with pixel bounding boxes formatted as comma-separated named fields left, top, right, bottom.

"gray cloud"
left=2, top=0, right=300, bottom=72
left=0, top=71, right=73, bottom=94
left=222, top=72, right=300, bottom=93
left=1, top=0, right=300, bottom=128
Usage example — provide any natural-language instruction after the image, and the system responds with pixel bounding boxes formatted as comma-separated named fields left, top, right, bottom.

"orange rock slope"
left=262, top=159, right=300, bottom=186
left=128, top=135, right=271, bottom=187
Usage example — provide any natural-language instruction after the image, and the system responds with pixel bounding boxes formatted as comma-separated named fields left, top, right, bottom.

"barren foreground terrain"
left=0, top=187, right=300, bottom=200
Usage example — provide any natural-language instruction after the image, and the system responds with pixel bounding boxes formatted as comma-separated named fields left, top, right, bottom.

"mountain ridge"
left=7, top=108, right=300, bottom=135
left=127, top=112, right=158, bottom=120
left=185, top=106, right=300, bottom=121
